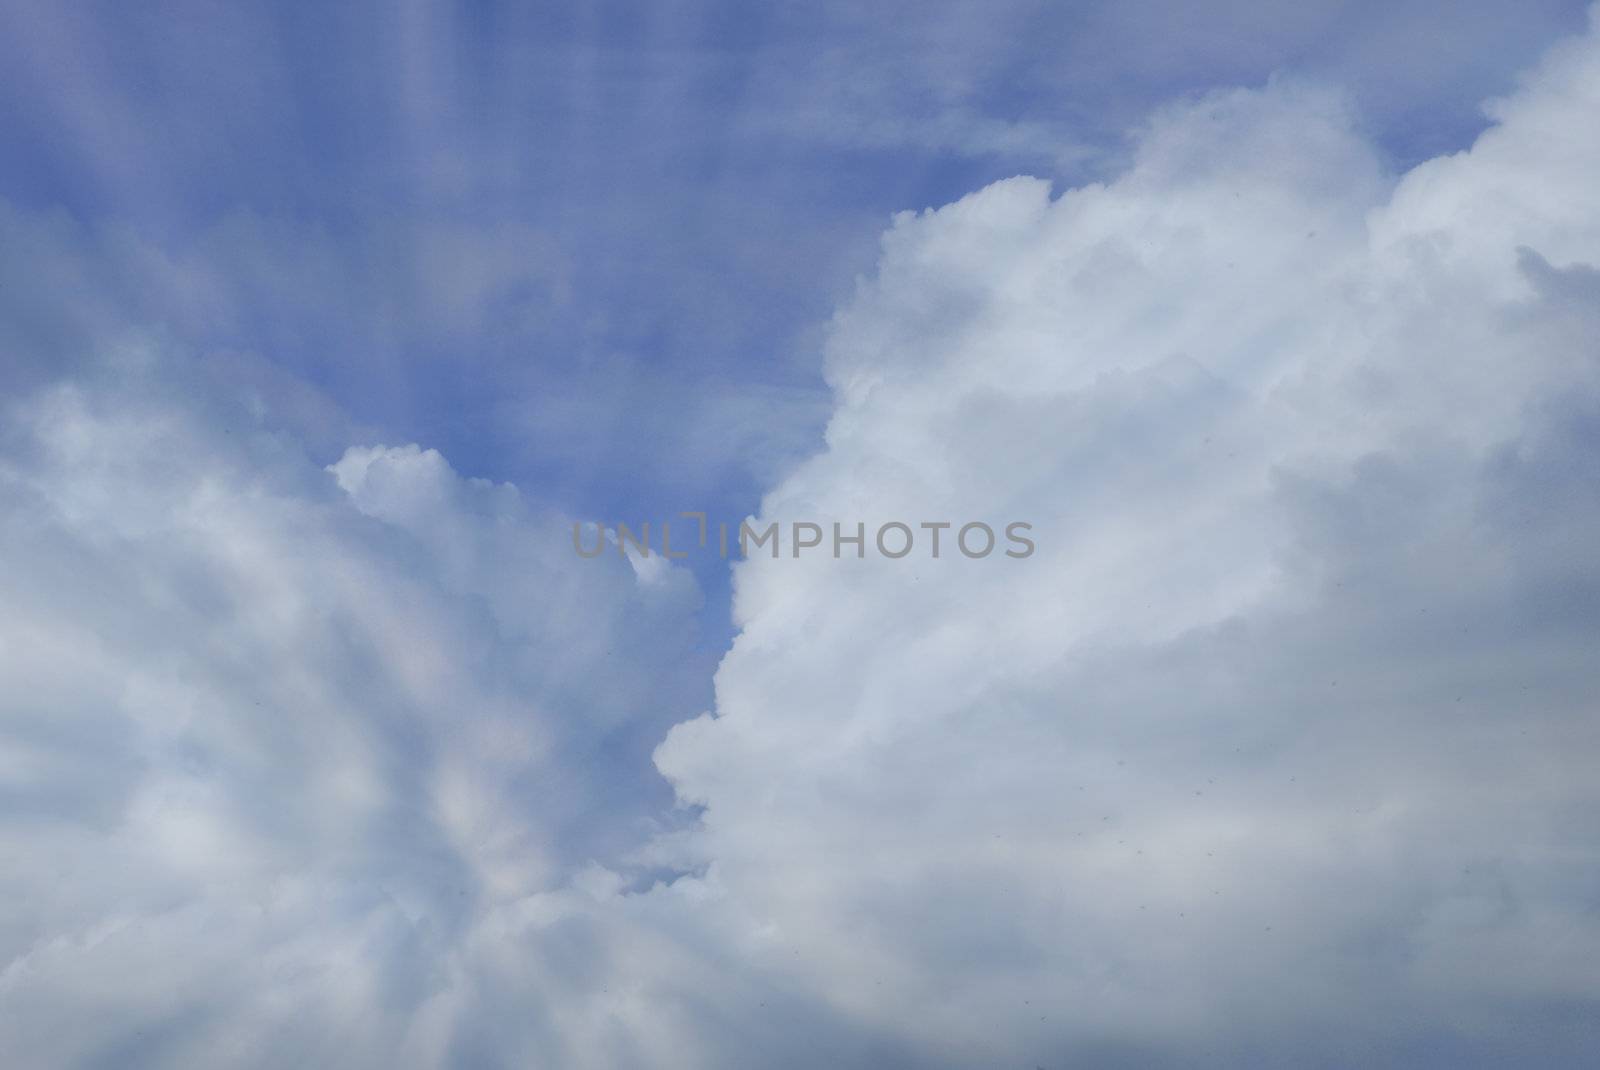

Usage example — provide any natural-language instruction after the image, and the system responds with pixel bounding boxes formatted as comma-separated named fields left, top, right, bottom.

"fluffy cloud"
left=0, top=354, right=719, bottom=1065
left=3, top=10, right=1600, bottom=1069
left=654, top=16, right=1600, bottom=1067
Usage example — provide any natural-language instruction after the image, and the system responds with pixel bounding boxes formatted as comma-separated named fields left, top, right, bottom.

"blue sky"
left=3, top=3, right=1600, bottom=1067
left=2, top=0, right=1589, bottom=642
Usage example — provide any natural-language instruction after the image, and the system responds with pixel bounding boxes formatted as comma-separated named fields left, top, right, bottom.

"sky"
left=1, top=1, right=1599, bottom=1066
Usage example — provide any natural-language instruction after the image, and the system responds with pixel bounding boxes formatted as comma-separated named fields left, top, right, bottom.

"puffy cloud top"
left=655, top=14, right=1600, bottom=1067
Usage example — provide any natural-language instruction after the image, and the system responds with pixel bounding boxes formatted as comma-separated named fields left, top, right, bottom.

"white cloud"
left=654, top=12, right=1600, bottom=1066
left=0, top=357, right=716, bottom=1066
left=3, top=9, right=1600, bottom=1068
